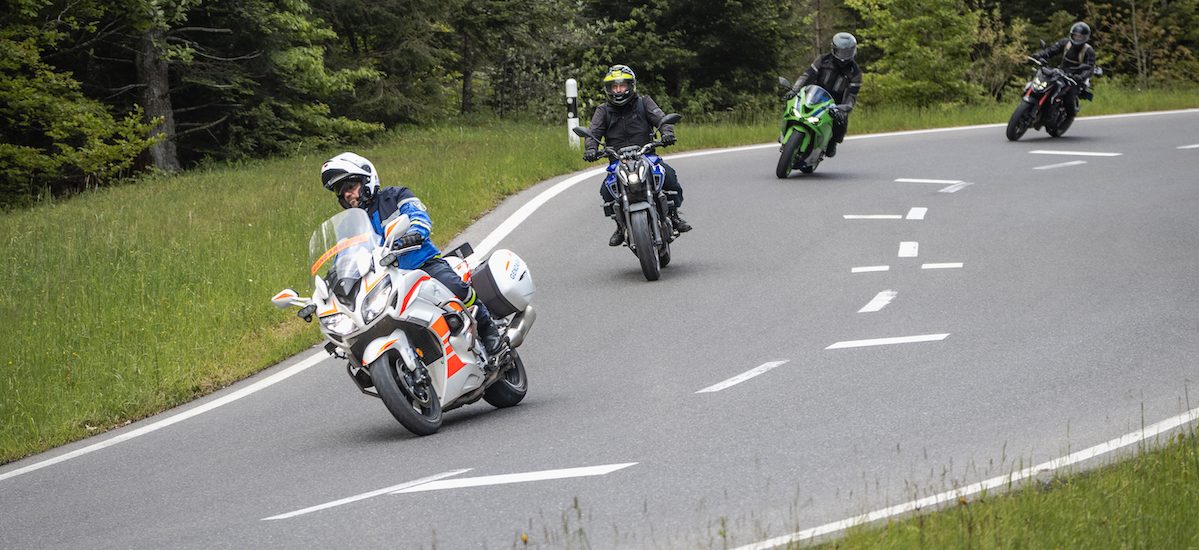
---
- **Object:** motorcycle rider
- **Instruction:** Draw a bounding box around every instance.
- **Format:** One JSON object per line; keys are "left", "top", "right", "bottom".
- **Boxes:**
{"left": 1033, "top": 21, "right": 1097, "bottom": 117}
{"left": 583, "top": 64, "right": 692, "bottom": 247}
{"left": 784, "top": 32, "right": 862, "bottom": 158}
{"left": 320, "top": 152, "right": 507, "bottom": 365}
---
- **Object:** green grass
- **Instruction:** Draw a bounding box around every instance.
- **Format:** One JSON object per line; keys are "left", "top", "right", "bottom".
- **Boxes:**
{"left": 822, "top": 430, "right": 1199, "bottom": 549}
{"left": 2, "top": 85, "right": 1197, "bottom": 464}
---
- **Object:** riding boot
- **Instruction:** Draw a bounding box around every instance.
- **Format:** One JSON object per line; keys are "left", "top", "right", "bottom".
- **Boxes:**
{"left": 608, "top": 218, "right": 625, "bottom": 246}
{"left": 670, "top": 210, "right": 692, "bottom": 233}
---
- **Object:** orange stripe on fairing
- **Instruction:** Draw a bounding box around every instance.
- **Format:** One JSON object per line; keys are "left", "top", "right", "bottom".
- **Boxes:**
{"left": 311, "top": 234, "right": 371, "bottom": 275}
{"left": 318, "top": 307, "right": 338, "bottom": 317}
{"left": 400, "top": 275, "right": 431, "bottom": 313}
{"left": 431, "top": 316, "right": 450, "bottom": 341}
{"left": 364, "top": 275, "right": 382, "bottom": 294}
{"left": 504, "top": 260, "right": 511, "bottom": 271}
{"left": 446, "top": 301, "right": 464, "bottom": 312}
{"left": 363, "top": 338, "right": 400, "bottom": 365}
{"left": 446, "top": 351, "right": 467, "bottom": 377}
{"left": 273, "top": 291, "right": 296, "bottom": 300}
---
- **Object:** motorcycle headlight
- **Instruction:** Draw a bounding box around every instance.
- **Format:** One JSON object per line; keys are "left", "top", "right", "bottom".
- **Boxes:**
{"left": 1033, "top": 78, "right": 1048, "bottom": 91}
{"left": 320, "top": 313, "right": 356, "bottom": 336}
{"left": 806, "top": 116, "right": 821, "bottom": 125}
{"left": 363, "top": 279, "right": 394, "bottom": 323}
{"left": 793, "top": 103, "right": 803, "bottom": 117}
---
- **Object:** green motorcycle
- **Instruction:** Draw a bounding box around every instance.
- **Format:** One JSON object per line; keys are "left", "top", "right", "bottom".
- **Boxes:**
{"left": 776, "top": 78, "right": 837, "bottom": 178}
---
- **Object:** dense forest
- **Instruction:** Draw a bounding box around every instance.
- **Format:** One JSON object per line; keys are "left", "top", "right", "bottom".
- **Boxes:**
{"left": 3, "top": 0, "right": 1197, "bottom": 208}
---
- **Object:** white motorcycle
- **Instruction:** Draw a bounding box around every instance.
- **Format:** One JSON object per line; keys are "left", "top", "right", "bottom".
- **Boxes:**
{"left": 272, "top": 209, "right": 536, "bottom": 436}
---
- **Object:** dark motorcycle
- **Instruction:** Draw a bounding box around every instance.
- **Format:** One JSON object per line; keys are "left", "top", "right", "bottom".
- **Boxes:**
{"left": 1006, "top": 56, "right": 1100, "bottom": 141}
{"left": 573, "top": 113, "right": 682, "bottom": 281}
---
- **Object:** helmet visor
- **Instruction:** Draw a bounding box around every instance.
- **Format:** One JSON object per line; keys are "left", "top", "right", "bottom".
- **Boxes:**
{"left": 337, "top": 177, "right": 366, "bottom": 208}
{"left": 832, "top": 44, "right": 856, "bottom": 62}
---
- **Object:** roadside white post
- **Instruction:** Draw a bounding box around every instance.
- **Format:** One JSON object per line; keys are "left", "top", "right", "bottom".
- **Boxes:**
{"left": 566, "top": 78, "right": 580, "bottom": 149}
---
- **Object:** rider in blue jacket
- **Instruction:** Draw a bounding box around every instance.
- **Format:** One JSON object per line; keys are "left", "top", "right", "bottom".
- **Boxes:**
{"left": 320, "top": 152, "right": 506, "bottom": 361}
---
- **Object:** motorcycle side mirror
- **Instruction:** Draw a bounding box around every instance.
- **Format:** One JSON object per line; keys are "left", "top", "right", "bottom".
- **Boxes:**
{"left": 778, "top": 76, "right": 793, "bottom": 89}
{"left": 272, "top": 288, "right": 310, "bottom": 309}
{"left": 571, "top": 126, "right": 594, "bottom": 140}
{"left": 1039, "top": 38, "right": 1046, "bottom": 48}
{"left": 382, "top": 214, "right": 411, "bottom": 250}
{"left": 659, "top": 113, "right": 682, "bottom": 126}
{"left": 1094, "top": 66, "right": 1104, "bottom": 76}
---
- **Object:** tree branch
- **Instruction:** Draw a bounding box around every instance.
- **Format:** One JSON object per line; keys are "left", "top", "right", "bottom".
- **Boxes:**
{"left": 173, "top": 115, "right": 230, "bottom": 137}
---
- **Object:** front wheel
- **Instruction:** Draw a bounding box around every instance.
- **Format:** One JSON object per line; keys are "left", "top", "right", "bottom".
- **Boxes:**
{"left": 1006, "top": 101, "right": 1034, "bottom": 141}
{"left": 371, "top": 354, "right": 442, "bottom": 436}
{"left": 483, "top": 349, "right": 527, "bottom": 408}
{"left": 1047, "top": 109, "right": 1074, "bottom": 137}
{"left": 776, "top": 131, "right": 803, "bottom": 178}
{"left": 629, "top": 210, "right": 660, "bottom": 281}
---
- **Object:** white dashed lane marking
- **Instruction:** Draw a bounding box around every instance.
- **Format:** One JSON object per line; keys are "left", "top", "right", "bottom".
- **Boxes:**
{"left": 1029, "top": 150, "right": 1122, "bottom": 157}
{"left": 858, "top": 291, "right": 897, "bottom": 313}
{"left": 826, "top": 334, "right": 950, "bottom": 350}
{"left": 696, "top": 361, "right": 791, "bottom": 393}
{"left": 1035, "top": 160, "right": 1088, "bottom": 170}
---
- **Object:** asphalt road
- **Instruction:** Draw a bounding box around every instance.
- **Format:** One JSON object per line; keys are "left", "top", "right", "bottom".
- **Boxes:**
{"left": 3, "top": 109, "right": 1198, "bottom": 549}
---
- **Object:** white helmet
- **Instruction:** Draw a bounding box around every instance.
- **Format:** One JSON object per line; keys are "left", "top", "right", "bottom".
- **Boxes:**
{"left": 321, "top": 152, "right": 380, "bottom": 209}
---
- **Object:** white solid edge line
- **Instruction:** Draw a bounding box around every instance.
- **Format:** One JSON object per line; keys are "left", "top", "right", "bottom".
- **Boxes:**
{"left": 262, "top": 469, "right": 471, "bottom": 520}
{"left": 733, "top": 405, "right": 1199, "bottom": 550}
{"left": 939, "top": 182, "right": 973, "bottom": 193}
{"left": 1177, "top": 144, "right": 1199, "bottom": 149}
{"left": 895, "top": 178, "right": 961, "bottom": 184}
{"left": 857, "top": 291, "right": 897, "bottom": 313}
{"left": 392, "top": 463, "right": 638, "bottom": 493}
{"left": 851, "top": 265, "right": 890, "bottom": 273}
{"left": 844, "top": 215, "right": 903, "bottom": 220}
{"left": 905, "top": 207, "right": 927, "bottom": 220}
{"left": 921, "top": 262, "right": 964, "bottom": 269}
{"left": 1034, "top": 160, "right": 1088, "bottom": 170}
{"left": 898, "top": 242, "right": 919, "bottom": 258}
{"left": 826, "top": 334, "right": 949, "bottom": 349}
{"left": 0, "top": 350, "right": 330, "bottom": 484}
{"left": 1028, "top": 150, "right": 1122, "bottom": 157}
{"left": 697, "top": 361, "right": 790, "bottom": 393}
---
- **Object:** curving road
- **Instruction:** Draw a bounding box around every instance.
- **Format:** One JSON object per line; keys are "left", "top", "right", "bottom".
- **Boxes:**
{"left": 3, "top": 109, "right": 1199, "bottom": 549}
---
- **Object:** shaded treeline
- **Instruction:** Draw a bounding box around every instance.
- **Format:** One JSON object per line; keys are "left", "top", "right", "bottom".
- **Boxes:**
{"left": 2, "top": 0, "right": 1196, "bottom": 208}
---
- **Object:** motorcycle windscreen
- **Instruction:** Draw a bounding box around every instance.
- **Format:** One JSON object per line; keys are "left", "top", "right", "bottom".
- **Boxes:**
{"left": 308, "top": 209, "right": 377, "bottom": 283}
{"left": 800, "top": 85, "right": 834, "bottom": 106}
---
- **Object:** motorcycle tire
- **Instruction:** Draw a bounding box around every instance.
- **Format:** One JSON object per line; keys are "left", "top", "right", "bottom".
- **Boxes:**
{"left": 658, "top": 231, "right": 672, "bottom": 267}
{"left": 776, "top": 131, "right": 803, "bottom": 179}
{"left": 483, "top": 349, "right": 528, "bottom": 408}
{"left": 1048, "top": 111, "right": 1074, "bottom": 137}
{"left": 630, "top": 210, "right": 660, "bottom": 281}
{"left": 371, "top": 355, "right": 443, "bottom": 436}
{"left": 1006, "top": 101, "right": 1034, "bottom": 141}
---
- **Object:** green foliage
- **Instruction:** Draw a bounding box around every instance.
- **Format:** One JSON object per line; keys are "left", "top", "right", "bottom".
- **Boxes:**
{"left": 846, "top": 0, "right": 985, "bottom": 107}
{"left": 0, "top": 26, "right": 154, "bottom": 209}
{"left": 1086, "top": 0, "right": 1199, "bottom": 87}
{"left": 968, "top": 3, "right": 1032, "bottom": 101}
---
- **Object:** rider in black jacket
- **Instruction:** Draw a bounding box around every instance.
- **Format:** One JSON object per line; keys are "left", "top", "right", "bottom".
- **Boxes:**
{"left": 1033, "top": 22, "right": 1097, "bottom": 117}
{"left": 584, "top": 65, "right": 692, "bottom": 247}
{"left": 785, "top": 32, "right": 862, "bottom": 158}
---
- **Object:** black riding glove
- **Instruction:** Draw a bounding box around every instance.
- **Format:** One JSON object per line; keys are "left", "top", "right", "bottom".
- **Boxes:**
{"left": 835, "top": 103, "right": 853, "bottom": 113}
{"left": 782, "top": 89, "right": 797, "bottom": 100}
{"left": 661, "top": 133, "right": 676, "bottom": 146}
{"left": 583, "top": 149, "right": 600, "bottom": 162}
{"left": 396, "top": 232, "right": 424, "bottom": 249}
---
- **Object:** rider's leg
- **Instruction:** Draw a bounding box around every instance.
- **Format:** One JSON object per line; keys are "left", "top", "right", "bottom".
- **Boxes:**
{"left": 659, "top": 161, "right": 691, "bottom": 232}
{"left": 421, "top": 258, "right": 504, "bottom": 358}
{"left": 601, "top": 182, "right": 624, "bottom": 246}
{"left": 828, "top": 113, "right": 850, "bottom": 157}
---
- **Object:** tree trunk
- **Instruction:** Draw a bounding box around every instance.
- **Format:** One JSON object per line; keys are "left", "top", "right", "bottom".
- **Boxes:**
{"left": 461, "top": 68, "right": 474, "bottom": 115}
{"left": 137, "top": 25, "right": 180, "bottom": 172}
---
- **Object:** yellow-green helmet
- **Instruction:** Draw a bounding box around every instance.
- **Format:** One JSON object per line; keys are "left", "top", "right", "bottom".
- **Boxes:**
{"left": 602, "top": 64, "right": 636, "bottom": 106}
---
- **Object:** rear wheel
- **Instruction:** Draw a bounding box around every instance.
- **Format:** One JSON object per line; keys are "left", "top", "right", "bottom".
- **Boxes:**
{"left": 1006, "top": 101, "right": 1034, "bottom": 141}
{"left": 776, "top": 131, "right": 803, "bottom": 179}
{"left": 483, "top": 350, "right": 527, "bottom": 408}
{"left": 371, "top": 354, "right": 442, "bottom": 436}
{"left": 629, "top": 210, "right": 660, "bottom": 281}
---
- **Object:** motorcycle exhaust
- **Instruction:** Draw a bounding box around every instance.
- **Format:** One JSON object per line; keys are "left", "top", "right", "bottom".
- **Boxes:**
{"left": 506, "top": 306, "right": 537, "bottom": 348}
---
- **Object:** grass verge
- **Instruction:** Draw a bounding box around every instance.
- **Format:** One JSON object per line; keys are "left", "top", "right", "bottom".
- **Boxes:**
{"left": 823, "top": 430, "right": 1199, "bottom": 548}
{"left": 2, "top": 84, "right": 1197, "bottom": 464}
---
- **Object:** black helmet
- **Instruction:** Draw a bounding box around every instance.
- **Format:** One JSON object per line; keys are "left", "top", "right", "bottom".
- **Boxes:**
{"left": 831, "top": 32, "right": 857, "bottom": 64}
{"left": 1069, "top": 22, "right": 1091, "bottom": 46}
{"left": 602, "top": 65, "right": 636, "bottom": 107}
